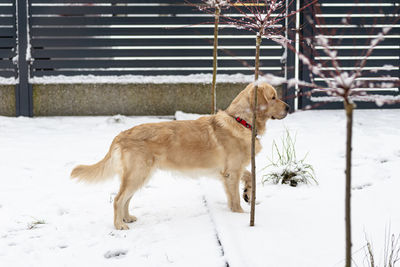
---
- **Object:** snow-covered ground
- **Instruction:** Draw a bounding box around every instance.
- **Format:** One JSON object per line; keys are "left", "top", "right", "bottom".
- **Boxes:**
{"left": 0, "top": 109, "right": 399, "bottom": 267}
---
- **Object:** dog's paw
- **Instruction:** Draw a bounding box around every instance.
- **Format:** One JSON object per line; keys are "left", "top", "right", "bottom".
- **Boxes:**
{"left": 123, "top": 215, "right": 137, "bottom": 223}
{"left": 115, "top": 222, "right": 130, "bottom": 230}
{"left": 231, "top": 206, "right": 245, "bottom": 213}
{"left": 242, "top": 187, "right": 251, "bottom": 204}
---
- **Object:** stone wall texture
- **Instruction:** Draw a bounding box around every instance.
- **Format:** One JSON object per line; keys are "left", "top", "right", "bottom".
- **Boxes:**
{"left": 2, "top": 83, "right": 283, "bottom": 116}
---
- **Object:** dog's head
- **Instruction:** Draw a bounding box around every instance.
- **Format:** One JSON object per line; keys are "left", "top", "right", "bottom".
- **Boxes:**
{"left": 253, "top": 82, "right": 290, "bottom": 120}
{"left": 226, "top": 82, "right": 290, "bottom": 132}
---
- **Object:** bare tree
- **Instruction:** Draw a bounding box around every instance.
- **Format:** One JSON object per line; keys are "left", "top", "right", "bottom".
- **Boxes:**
{"left": 220, "top": 0, "right": 317, "bottom": 226}
{"left": 188, "top": 0, "right": 232, "bottom": 114}
{"left": 264, "top": 3, "right": 399, "bottom": 265}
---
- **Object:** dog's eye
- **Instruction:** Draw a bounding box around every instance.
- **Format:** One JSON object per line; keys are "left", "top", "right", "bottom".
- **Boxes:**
{"left": 272, "top": 96, "right": 276, "bottom": 100}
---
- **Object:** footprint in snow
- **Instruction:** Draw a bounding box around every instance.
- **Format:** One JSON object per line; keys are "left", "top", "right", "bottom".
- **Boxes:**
{"left": 104, "top": 249, "right": 128, "bottom": 259}
{"left": 58, "top": 208, "right": 69, "bottom": 216}
{"left": 378, "top": 158, "right": 389, "bottom": 163}
{"left": 352, "top": 183, "right": 372, "bottom": 190}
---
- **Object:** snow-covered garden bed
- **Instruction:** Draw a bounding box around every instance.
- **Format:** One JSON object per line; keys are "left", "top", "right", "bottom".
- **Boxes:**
{"left": 1, "top": 110, "right": 399, "bottom": 267}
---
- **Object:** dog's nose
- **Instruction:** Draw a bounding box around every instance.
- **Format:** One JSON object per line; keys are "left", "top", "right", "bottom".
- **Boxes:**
{"left": 285, "top": 105, "right": 290, "bottom": 112}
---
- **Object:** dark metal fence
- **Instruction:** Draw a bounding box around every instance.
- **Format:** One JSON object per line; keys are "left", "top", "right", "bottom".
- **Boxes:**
{"left": 0, "top": 0, "right": 399, "bottom": 116}
{"left": 299, "top": 0, "right": 400, "bottom": 109}
{"left": 29, "top": 0, "right": 286, "bottom": 77}
{"left": 0, "top": 0, "right": 16, "bottom": 78}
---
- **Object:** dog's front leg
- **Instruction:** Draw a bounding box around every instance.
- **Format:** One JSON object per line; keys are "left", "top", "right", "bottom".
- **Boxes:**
{"left": 221, "top": 171, "right": 244, "bottom": 213}
{"left": 241, "top": 170, "right": 252, "bottom": 203}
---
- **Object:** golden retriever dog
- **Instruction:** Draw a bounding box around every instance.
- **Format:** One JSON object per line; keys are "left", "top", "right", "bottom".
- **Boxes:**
{"left": 71, "top": 82, "right": 289, "bottom": 230}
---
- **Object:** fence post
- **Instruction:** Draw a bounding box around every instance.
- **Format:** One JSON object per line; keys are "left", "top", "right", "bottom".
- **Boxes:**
{"left": 15, "top": 0, "right": 32, "bottom": 117}
{"left": 283, "top": 0, "right": 296, "bottom": 112}
{"left": 298, "top": 0, "right": 315, "bottom": 110}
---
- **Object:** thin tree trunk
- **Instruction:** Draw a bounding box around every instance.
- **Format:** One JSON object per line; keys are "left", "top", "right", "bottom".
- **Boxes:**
{"left": 250, "top": 32, "right": 262, "bottom": 227}
{"left": 211, "top": 6, "right": 220, "bottom": 114}
{"left": 344, "top": 99, "right": 354, "bottom": 267}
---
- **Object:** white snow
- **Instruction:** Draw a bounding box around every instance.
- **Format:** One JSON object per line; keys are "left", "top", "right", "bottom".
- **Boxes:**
{"left": 0, "top": 77, "right": 18, "bottom": 85}
{"left": 1, "top": 109, "right": 400, "bottom": 267}
{"left": 29, "top": 74, "right": 256, "bottom": 85}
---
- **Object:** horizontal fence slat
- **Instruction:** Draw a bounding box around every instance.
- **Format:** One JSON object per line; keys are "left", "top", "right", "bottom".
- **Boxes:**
{"left": 312, "top": 90, "right": 399, "bottom": 96}
{"left": 314, "top": 38, "right": 400, "bottom": 46}
{"left": 31, "top": 48, "right": 282, "bottom": 58}
{"left": 31, "top": 16, "right": 218, "bottom": 26}
{"left": 319, "top": 0, "right": 399, "bottom": 3}
{"left": 314, "top": 28, "right": 400, "bottom": 35}
{"left": 307, "top": 101, "right": 400, "bottom": 110}
{"left": 32, "top": 59, "right": 282, "bottom": 68}
{"left": 32, "top": 69, "right": 283, "bottom": 77}
{"left": 29, "top": 5, "right": 265, "bottom": 16}
{"left": 0, "top": 49, "right": 15, "bottom": 57}
{"left": 30, "top": 6, "right": 208, "bottom": 15}
{"left": 0, "top": 37, "right": 15, "bottom": 47}
{"left": 30, "top": 27, "right": 259, "bottom": 36}
{"left": 31, "top": 38, "right": 280, "bottom": 47}
{"left": 312, "top": 59, "right": 399, "bottom": 68}
{"left": 0, "top": 70, "right": 15, "bottom": 77}
{"left": 314, "top": 17, "right": 399, "bottom": 25}
{"left": 0, "top": 28, "right": 16, "bottom": 37}
{"left": 0, "top": 17, "right": 14, "bottom": 25}
{"left": 0, "top": 6, "right": 13, "bottom": 14}
{"left": 317, "top": 5, "right": 398, "bottom": 14}
{"left": 314, "top": 81, "right": 400, "bottom": 88}
{"left": 30, "top": 0, "right": 197, "bottom": 3}
{"left": 30, "top": 16, "right": 284, "bottom": 27}
{"left": 0, "top": 60, "right": 14, "bottom": 68}
{"left": 313, "top": 70, "right": 399, "bottom": 78}
{"left": 315, "top": 48, "right": 400, "bottom": 57}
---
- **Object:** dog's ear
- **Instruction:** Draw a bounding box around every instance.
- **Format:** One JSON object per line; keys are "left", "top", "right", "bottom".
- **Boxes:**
{"left": 261, "top": 85, "right": 270, "bottom": 104}
{"left": 249, "top": 84, "right": 269, "bottom": 111}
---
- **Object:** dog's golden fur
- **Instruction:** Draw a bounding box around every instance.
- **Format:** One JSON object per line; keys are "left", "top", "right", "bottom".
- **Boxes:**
{"left": 71, "top": 82, "right": 289, "bottom": 230}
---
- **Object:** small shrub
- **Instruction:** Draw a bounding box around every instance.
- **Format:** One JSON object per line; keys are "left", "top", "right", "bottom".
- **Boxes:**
{"left": 262, "top": 129, "right": 317, "bottom": 187}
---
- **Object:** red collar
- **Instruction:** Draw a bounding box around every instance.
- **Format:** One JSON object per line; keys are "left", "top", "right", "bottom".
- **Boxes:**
{"left": 234, "top": 116, "right": 252, "bottom": 130}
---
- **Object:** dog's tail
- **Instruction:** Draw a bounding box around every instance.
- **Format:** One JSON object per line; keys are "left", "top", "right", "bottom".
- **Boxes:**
{"left": 70, "top": 142, "right": 121, "bottom": 183}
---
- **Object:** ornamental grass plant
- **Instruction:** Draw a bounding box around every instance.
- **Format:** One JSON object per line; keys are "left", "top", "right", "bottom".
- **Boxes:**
{"left": 262, "top": 129, "right": 317, "bottom": 187}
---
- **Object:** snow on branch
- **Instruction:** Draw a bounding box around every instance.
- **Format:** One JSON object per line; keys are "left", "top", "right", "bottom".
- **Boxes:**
{"left": 186, "top": 0, "right": 232, "bottom": 12}
{"left": 278, "top": 4, "right": 400, "bottom": 108}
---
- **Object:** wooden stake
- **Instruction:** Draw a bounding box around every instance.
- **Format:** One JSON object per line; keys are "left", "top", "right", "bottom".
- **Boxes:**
{"left": 250, "top": 32, "right": 262, "bottom": 227}
{"left": 344, "top": 99, "right": 354, "bottom": 267}
{"left": 211, "top": 6, "right": 220, "bottom": 114}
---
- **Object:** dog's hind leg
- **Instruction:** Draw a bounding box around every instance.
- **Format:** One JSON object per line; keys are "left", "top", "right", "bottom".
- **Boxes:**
{"left": 123, "top": 196, "right": 137, "bottom": 223}
{"left": 113, "top": 153, "right": 153, "bottom": 230}
{"left": 114, "top": 178, "right": 135, "bottom": 230}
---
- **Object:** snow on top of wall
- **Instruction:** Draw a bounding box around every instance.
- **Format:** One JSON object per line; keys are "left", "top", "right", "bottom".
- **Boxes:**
{"left": 29, "top": 74, "right": 256, "bottom": 85}
{"left": 2, "top": 73, "right": 285, "bottom": 86}
{"left": 0, "top": 77, "right": 18, "bottom": 85}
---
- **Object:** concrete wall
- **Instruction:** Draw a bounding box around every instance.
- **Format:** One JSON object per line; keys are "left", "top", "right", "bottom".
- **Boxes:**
{"left": 32, "top": 83, "right": 250, "bottom": 116}
{"left": 0, "top": 85, "right": 15, "bottom": 116}
{"left": 1, "top": 83, "right": 283, "bottom": 116}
